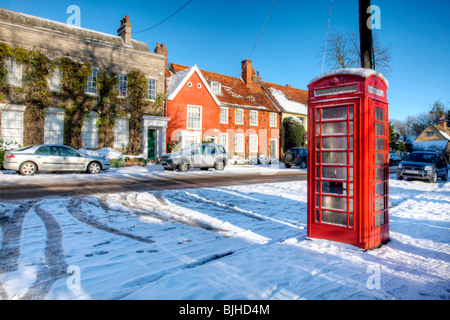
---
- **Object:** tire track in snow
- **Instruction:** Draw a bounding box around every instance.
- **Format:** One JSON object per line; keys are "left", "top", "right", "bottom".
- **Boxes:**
{"left": 67, "top": 198, "right": 155, "bottom": 244}
{"left": 0, "top": 202, "right": 68, "bottom": 300}
{"left": 20, "top": 205, "right": 68, "bottom": 300}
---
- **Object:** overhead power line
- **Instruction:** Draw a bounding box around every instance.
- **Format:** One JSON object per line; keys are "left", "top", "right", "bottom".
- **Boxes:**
{"left": 134, "top": 0, "right": 193, "bottom": 34}
{"left": 321, "top": 0, "right": 333, "bottom": 74}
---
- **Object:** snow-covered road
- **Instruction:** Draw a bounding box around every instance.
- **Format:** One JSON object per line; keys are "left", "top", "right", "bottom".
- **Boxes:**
{"left": 0, "top": 165, "right": 449, "bottom": 300}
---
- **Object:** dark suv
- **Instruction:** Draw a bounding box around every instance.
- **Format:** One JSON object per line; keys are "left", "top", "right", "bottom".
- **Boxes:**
{"left": 160, "top": 143, "right": 228, "bottom": 172}
{"left": 282, "top": 147, "right": 307, "bottom": 169}
{"left": 396, "top": 151, "right": 448, "bottom": 183}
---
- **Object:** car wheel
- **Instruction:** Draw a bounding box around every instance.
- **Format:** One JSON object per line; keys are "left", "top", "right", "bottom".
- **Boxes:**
{"left": 214, "top": 161, "right": 225, "bottom": 171}
{"left": 430, "top": 171, "right": 438, "bottom": 183}
{"left": 442, "top": 170, "right": 448, "bottom": 181}
{"left": 300, "top": 160, "right": 307, "bottom": 169}
{"left": 19, "top": 161, "right": 37, "bottom": 176}
{"left": 285, "top": 153, "right": 294, "bottom": 162}
{"left": 396, "top": 173, "right": 404, "bottom": 180}
{"left": 178, "top": 161, "right": 189, "bottom": 172}
{"left": 87, "top": 161, "right": 101, "bottom": 174}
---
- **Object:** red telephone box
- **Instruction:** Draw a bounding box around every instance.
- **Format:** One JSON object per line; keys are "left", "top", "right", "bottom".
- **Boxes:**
{"left": 307, "top": 69, "right": 389, "bottom": 250}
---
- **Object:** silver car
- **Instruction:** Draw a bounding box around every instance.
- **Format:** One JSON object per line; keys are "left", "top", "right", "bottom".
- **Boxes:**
{"left": 3, "top": 144, "right": 111, "bottom": 175}
{"left": 160, "top": 143, "right": 228, "bottom": 172}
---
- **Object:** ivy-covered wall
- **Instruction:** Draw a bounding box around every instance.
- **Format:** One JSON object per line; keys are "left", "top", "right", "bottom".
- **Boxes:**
{"left": 0, "top": 43, "right": 165, "bottom": 154}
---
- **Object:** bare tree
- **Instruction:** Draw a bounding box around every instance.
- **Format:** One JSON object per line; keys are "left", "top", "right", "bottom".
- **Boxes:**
{"left": 321, "top": 32, "right": 393, "bottom": 77}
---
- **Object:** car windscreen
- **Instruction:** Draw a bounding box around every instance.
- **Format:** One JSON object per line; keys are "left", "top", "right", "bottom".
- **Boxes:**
{"left": 405, "top": 153, "right": 436, "bottom": 163}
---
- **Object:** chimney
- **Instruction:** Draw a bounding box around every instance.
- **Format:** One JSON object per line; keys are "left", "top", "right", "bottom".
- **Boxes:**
{"left": 439, "top": 114, "right": 447, "bottom": 129}
{"left": 154, "top": 43, "right": 168, "bottom": 69}
{"left": 241, "top": 59, "right": 253, "bottom": 85}
{"left": 117, "top": 15, "right": 132, "bottom": 45}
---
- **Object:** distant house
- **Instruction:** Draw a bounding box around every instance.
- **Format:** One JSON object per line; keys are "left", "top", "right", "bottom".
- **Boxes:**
{"left": 165, "top": 59, "right": 308, "bottom": 160}
{"left": 413, "top": 118, "right": 450, "bottom": 161}
{"left": 260, "top": 82, "right": 308, "bottom": 151}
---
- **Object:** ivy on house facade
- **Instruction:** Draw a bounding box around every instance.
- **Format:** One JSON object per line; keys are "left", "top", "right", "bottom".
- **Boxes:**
{"left": 0, "top": 43, "right": 165, "bottom": 154}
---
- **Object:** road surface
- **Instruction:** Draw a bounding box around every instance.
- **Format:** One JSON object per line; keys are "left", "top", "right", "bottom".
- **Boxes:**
{"left": 0, "top": 169, "right": 307, "bottom": 200}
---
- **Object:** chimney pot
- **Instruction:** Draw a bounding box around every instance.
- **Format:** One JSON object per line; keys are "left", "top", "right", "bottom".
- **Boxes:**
{"left": 118, "top": 15, "right": 132, "bottom": 45}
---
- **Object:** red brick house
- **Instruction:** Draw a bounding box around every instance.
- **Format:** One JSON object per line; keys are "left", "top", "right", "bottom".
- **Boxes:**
{"left": 165, "top": 59, "right": 306, "bottom": 160}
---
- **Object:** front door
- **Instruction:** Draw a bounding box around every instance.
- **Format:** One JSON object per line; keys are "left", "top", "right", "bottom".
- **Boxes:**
{"left": 147, "top": 129, "right": 156, "bottom": 160}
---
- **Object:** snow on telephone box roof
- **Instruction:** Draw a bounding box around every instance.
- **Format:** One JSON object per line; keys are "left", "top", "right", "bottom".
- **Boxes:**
{"left": 309, "top": 68, "right": 389, "bottom": 88}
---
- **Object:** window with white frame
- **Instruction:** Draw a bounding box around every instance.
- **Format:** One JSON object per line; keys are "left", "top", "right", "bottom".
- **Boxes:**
{"left": 235, "top": 108, "right": 244, "bottom": 125}
{"left": 117, "top": 74, "right": 128, "bottom": 98}
{"left": 48, "top": 68, "right": 62, "bottom": 92}
{"left": 1, "top": 109, "right": 24, "bottom": 145}
{"left": 235, "top": 133, "right": 244, "bottom": 153}
{"left": 44, "top": 111, "right": 64, "bottom": 145}
{"left": 85, "top": 70, "right": 98, "bottom": 95}
{"left": 182, "top": 133, "right": 200, "bottom": 148}
{"left": 250, "top": 110, "right": 258, "bottom": 126}
{"left": 270, "top": 112, "right": 277, "bottom": 127}
{"left": 187, "top": 105, "right": 202, "bottom": 130}
{"left": 147, "top": 78, "right": 156, "bottom": 100}
{"left": 5, "top": 57, "right": 22, "bottom": 87}
{"left": 249, "top": 134, "right": 258, "bottom": 153}
{"left": 82, "top": 114, "right": 98, "bottom": 149}
{"left": 114, "top": 117, "right": 129, "bottom": 149}
{"left": 220, "top": 107, "right": 228, "bottom": 124}
{"left": 218, "top": 132, "right": 228, "bottom": 151}
{"left": 210, "top": 81, "right": 221, "bottom": 95}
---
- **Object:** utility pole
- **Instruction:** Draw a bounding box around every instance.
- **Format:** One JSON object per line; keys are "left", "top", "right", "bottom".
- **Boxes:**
{"left": 359, "top": 0, "right": 373, "bottom": 69}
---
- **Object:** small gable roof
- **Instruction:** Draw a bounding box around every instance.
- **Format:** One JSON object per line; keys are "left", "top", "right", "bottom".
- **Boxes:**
{"left": 166, "top": 65, "right": 221, "bottom": 106}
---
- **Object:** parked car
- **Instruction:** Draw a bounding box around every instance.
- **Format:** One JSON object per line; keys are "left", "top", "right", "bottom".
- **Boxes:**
{"left": 160, "top": 143, "right": 228, "bottom": 172}
{"left": 396, "top": 151, "right": 448, "bottom": 183}
{"left": 3, "top": 144, "right": 111, "bottom": 176}
{"left": 389, "top": 152, "right": 401, "bottom": 166}
{"left": 282, "top": 147, "right": 307, "bottom": 169}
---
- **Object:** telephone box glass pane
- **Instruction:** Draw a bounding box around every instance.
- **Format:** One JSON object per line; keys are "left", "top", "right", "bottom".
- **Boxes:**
{"left": 322, "top": 107, "right": 348, "bottom": 120}
{"left": 322, "top": 122, "right": 347, "bottom": 135}
{"left": 322, "top": 196, "right": 347, "bottom": 211}
{"left": 374, "top": 123, "right": 384, "bottom": 136}
{"left": 375, "top": 167, "right": 386, "bottom": 181}
{"left": 375, "top": 153, "right": 385, "bottom": 166}
{"left": 375, "top": 197, "right": 387, "bottom": 211}
{"left": 375, "top": 212, "right": 385, "bottom": 227}
{"left": 375, "top": 138, "right": 386, "bottom": 151}
{"left": 375, "top": 107, "right": 384, "bottom": 122}
{"left": 349, "top": 121, "right": 353, "bottom": 134}
{"left": 349, "top": 106, "right": 353, "bottom": 119}
{"left": 322, "top": 181, "right": 347, "bottom": 195}
{"left": 322, "top": 210, "right": 348, "bottom": 226}
{"left": 322, "top": 152, "right": 347, "bottom": 164}
{"left": 322, "top": 137, "right": 347, "bottom": 149}
{"left": 322, "top": 166, "right": 347, "bottom": 180}
{"left": 375, "top": 182, "right": 387, "bottom": 196}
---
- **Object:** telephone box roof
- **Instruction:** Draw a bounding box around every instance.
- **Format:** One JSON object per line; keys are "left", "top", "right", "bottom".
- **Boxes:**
{"left": 309, "top": 68, "right": 388, "bottom": 88}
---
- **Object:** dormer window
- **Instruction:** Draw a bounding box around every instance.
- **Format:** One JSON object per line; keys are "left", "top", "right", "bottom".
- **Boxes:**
{"left": 209, "top": 81, "right": 221, "bottom": 95}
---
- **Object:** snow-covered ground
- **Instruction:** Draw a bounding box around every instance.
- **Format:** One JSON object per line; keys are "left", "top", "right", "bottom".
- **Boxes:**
{"left": 0, "top": 165, "right": 448, "bottom": 300}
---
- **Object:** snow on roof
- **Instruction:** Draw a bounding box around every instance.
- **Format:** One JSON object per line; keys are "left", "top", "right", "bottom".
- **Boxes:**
{"left": 412, "top": 140, "right": 449, "bottom": 151}
{"left": 166, "top": 67, "right": 192, "bottom": 99}
{"left": 439, "top": 130, "right": 450, "bottom": 141}
{"left": 269, "top": 88, "right": 308, "bottom": 115}
{"left": 309, "top": 68, "right": 389, "bottom": 87}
